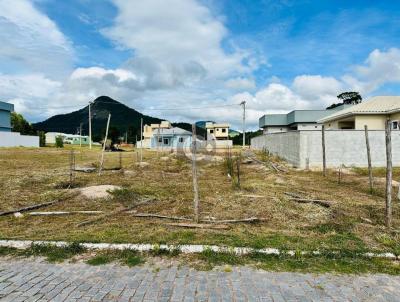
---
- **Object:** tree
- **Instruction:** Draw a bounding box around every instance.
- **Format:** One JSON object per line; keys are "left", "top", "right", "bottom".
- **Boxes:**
{"left": 337, "top": 92, "right": 362, "bottom": 105}
{"left": 11, "top": 112, "right": 35, "bottom": 135}
{"left": 55, "top": 136, "right": 64, "bottom": 148}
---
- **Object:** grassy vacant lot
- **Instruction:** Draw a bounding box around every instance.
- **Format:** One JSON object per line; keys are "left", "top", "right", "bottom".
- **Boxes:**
{"left": 0, "top": 146, "right": 399, "bottom": 273}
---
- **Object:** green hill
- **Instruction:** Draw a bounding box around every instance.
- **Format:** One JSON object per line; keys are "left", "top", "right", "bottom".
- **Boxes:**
{"left": 33, "top": 96, "right": 205, "bottom": 142}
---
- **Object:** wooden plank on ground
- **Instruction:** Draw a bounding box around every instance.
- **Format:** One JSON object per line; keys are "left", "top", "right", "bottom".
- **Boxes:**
{"left": 166, "top": 223, "right": 230, "bottom": 230}
{"left": 28, "top": 211, "right": 103, "bottom": 216}
{"left": 77, "top": 198, "right": 155, "bottom": 227}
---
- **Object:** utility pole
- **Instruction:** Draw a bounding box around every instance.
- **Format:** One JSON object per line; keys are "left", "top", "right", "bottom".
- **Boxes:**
{"left": 240, "top": 101, "right": 246, "bottom": 148}
{"left": 88, "top": 101, "right": 93, "bottom": 149}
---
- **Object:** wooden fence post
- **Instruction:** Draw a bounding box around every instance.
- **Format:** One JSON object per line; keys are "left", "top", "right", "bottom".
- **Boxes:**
{"left": 322, "top": 125, "right": 326, "bottom": 176}
{"left": 385, "top": 119, "right": 392, "bottom": 228}
{"left": 191, "top": 124, "right": 199, "bottom": 223}
{"left": 98, "top": 113, "right": 111, "bottom": 175}
{"left": 69, "top": 150, "right": 75, "bottom": 185}
{"left": 364, "top": 125, "right": 373, "bottom": 193}
{"left": 236, "top": 155, "right": 241, "bottom": 188}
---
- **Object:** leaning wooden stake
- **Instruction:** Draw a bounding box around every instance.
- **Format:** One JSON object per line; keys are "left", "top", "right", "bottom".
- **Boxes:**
{"left": 98, "top": 113, "right": 111, "bottom": 175}
{"left": 364, "top": 125, "right": 373, "bottom": 192}
{"left": 322, "top": 125, "right": 326, "bottom": 176}
{"left": 191, "top": 124, "right": 199, "bottom": 223}
{"left": 385, "top": 119, "right": 392, "bottom": 228}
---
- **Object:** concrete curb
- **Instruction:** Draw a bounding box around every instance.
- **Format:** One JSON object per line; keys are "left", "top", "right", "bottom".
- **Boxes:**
{"left": 0, "top": 240, "right": 398, "bottom": 260}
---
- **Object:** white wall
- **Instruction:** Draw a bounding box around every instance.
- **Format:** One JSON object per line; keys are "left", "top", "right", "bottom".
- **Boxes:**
{"left": 263, "top": 126, "right": 289, "bottom": 134}
{"left": 251, "top": 130, "right": 400, "bottom": 169}
{"left": 0, "top": 132, "right": 39, "bottom": 147}
{"left": 297, "top": 124, "right": 322, "bottom": 131}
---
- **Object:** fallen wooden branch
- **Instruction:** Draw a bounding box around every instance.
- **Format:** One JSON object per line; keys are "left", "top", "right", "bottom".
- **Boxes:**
{"left": 247, "top": 155, "right": 286, "bottom": 173}
{"left": 284, "top": 192, "right": 332, "bottom": 208}
{"left": 288, "top": 198, "right": 332, "bottom": 208}
{"left": 284, "top": 192, "right": 302, "bottom": 198}
{"left": 203, "top": 217, "right": 261, "bottom": 224}
{"left": 28, "top": 211, "right": 103, "bottom": 216}
{"left": 77, "top": 198, "right": 155, "bottom": 227}
{"left": 269, "top": 162, "right": 280, "bottom": 172}
{"left": 129, "top": 213, "right": 191, "bottom": 221}
{"left": 361, "top": 217, "right": 373, "bottom": 224}
{"left": 240, "top": 194, "right": 265, "bottom": 198}
{"left": 166, "top": 223, "right": 230, "bottom": 230}
{"left": 0, "top": 198, "right": 67, "bottom": 217}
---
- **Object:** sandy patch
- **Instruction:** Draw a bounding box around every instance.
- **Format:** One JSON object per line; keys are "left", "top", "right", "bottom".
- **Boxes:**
{"left": 79, "top": 185, "right": 121, "bottom": 199}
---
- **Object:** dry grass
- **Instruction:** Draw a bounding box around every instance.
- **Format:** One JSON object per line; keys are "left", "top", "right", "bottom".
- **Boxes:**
{"left": 0, "top": 146, "right": 399, "bottom": 255}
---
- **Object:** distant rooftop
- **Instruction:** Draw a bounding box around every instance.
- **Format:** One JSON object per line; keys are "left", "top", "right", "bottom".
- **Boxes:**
{"left": 0, "top": 101, "right": 14, "bottom": 112}
{"left": 153, "top": 127, "right": 191, "bottom": 136}
{"left": 259, "top": 104, "right": 352, "bottom": 128}
{"left": 318, "top": 96, "right": 400, "bottom": 123}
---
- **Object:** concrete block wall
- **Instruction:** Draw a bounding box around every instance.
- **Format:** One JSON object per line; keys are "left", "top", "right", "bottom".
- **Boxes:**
{"left": 251, "top": 130, "right": 400, "bottom": 169}
{"left": 251, "top": 132, "right": 301, "bottom": 167}
{"left": 0, "top": 132, "right": 39, "bottom": 147}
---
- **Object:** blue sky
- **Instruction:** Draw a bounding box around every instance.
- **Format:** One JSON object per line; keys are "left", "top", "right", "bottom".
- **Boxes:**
{"left": 1, "top": 0, "right": 400, "bottom": 128}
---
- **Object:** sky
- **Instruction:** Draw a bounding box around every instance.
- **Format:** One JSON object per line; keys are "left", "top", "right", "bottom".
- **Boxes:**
{"left": 1, "top": 0, "right": 400, "bottom": 129}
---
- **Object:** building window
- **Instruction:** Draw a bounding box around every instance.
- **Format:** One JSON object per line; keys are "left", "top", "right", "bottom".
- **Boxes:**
{"left": 222, "top": 128, "right": 226, "bottom": 133}
{"left": 163, "top": 138, "right": 169, "bottom": 145}
{"left": 158, "top": 137, "right": 162, "bottom": 143}
{"left": 392, "top": 120, "right": 399, "bottom": 130}
{"left": 315, "top": 126, "right": 318, "bottom": 128}
{"left": 179, "top": 137, "right": 184, "bottom": 143}
{"left": 210, "top": 129, "right": 214, "bottom": 134}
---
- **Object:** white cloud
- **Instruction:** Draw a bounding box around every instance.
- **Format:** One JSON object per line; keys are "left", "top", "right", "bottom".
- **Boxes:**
{"left": 0, "top": 73, "right": 62, "bottom": 116}
{"left": 225, "top": 77, "right": 256, "bottom": 90}
{"left": 102, "top": 0, "right": 254, "bottom": 82}
{"left": 0, "top": 0, "right": 73, "bottom": 78}
{"left": 1, "top": 1, "right": 400, "bottom": 131}
{"left": 343, "top": 48, "right": 400, "bottom": 93}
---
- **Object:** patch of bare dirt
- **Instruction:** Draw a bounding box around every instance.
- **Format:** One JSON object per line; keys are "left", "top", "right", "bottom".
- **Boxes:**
{"left": 79, "top": 185, "right": 121, "bottom": 199}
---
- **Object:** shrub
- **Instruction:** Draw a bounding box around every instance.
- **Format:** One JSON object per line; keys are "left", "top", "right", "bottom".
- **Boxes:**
{"left": 55, "top": 135, "right": 64, "bottom": 148}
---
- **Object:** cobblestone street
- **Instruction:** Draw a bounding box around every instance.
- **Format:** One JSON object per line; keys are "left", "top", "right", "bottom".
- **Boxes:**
{"left": 0, "top": 258, "right": 399, "bottom": 301}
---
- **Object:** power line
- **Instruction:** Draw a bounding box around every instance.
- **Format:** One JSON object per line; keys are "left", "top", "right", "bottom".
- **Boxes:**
{"left": 26, "top": 101, "right": 242, "bottom": 111}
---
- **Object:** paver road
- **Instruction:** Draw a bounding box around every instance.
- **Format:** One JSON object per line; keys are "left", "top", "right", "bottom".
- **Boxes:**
{"left": 0, "top": 258, "right": 399, "bottom": 301}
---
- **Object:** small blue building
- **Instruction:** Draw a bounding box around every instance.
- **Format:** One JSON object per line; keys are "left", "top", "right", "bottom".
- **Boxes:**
{"left": 150, "top": 127, "right": 192, "bottom": 151}
{"left": 0, "top": 101, "right": 14, "bottom": 132}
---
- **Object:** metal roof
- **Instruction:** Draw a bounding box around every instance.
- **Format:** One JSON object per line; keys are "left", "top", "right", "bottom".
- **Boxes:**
{"left": 0, "top": 101, "right": 14, "bottom": 112}
{"left": 318, "top": 96, "right": 400, "bottom": 123}
{"left": 153, "top": 127, "right": 191, "bottom": 136}
{"left": 259, "top": 105, "right": 351, "bottom": 128}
